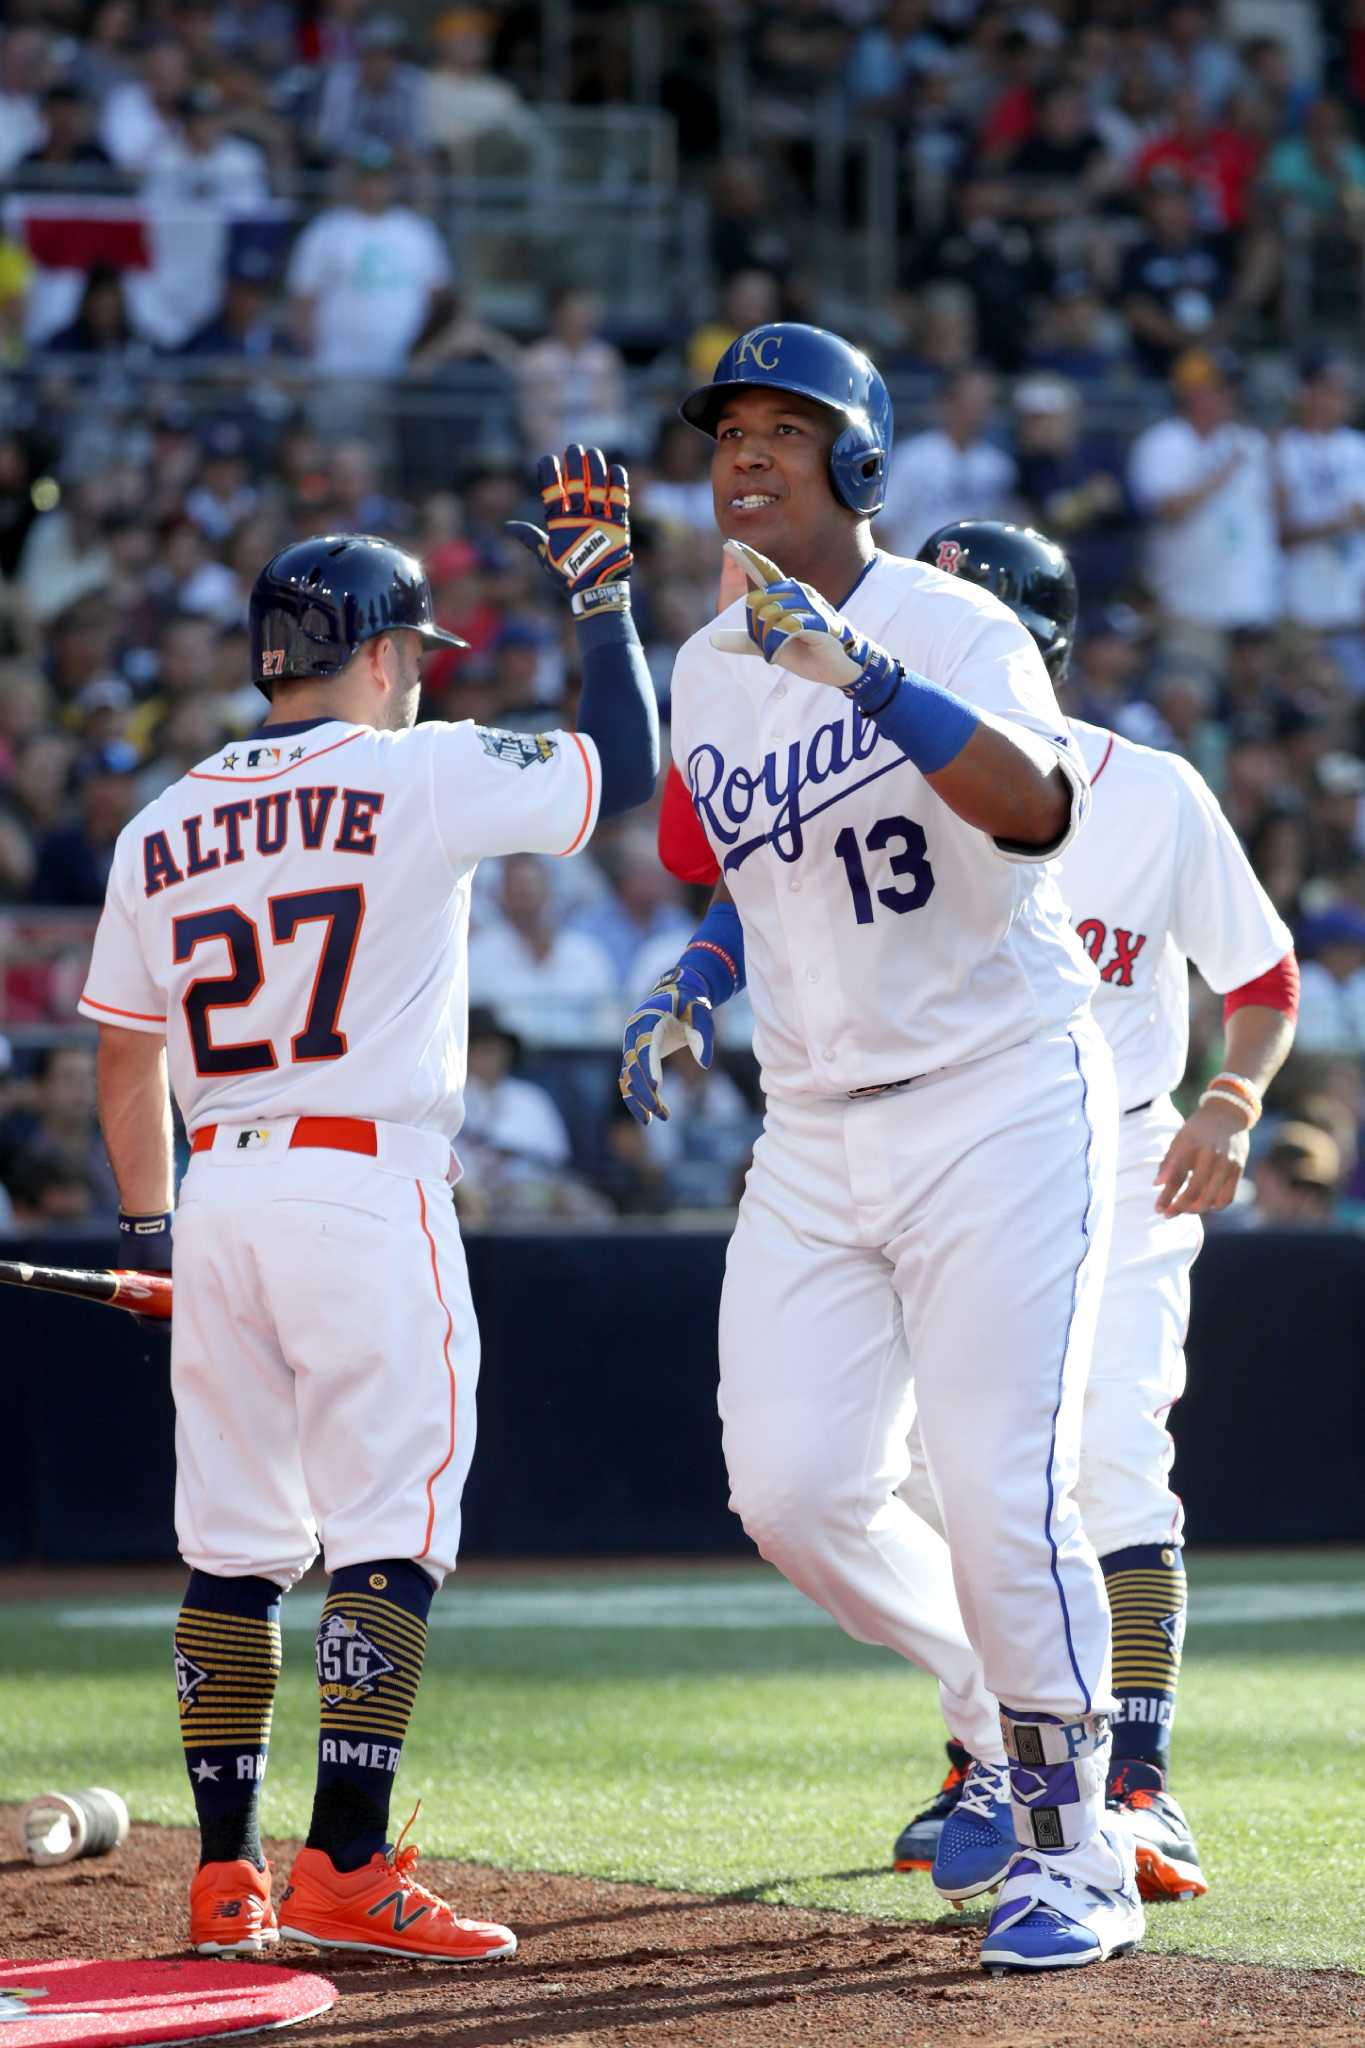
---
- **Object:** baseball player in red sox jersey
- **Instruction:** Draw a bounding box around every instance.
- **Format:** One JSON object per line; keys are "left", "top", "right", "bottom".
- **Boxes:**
{"left": 622, "top": 323, "right": 1142, "bottom": 1974}
{"left": 78, "top": 475, "right": 656, "bottom": 1962}
{"left": 887, "top": 522, "right": 1297, "bottom": 1907}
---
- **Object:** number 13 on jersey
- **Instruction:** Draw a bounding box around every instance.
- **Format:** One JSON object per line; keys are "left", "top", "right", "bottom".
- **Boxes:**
{"left": 834, "top": 814, "right": 934, "bottom": 927}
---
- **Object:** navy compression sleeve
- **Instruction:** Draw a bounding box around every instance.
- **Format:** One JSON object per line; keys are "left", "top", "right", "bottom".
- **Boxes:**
{"left": 574, "top": 609, "right": 660, "bottom": 818}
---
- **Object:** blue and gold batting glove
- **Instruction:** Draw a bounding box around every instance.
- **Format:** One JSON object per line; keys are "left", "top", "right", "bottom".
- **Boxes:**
{"left": 710, "top": 539, "right": 900, "bottom": 706}
{"left": 506, "top": 443, "right": 633, "bottom": 620}
{"left": 618, "top": 965, "right": 715, "bottom": 1126}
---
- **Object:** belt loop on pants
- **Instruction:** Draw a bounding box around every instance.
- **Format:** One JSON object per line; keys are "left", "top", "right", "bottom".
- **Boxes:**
{"left": 191, "top": 1116, "right": 378, "bottom": 1157}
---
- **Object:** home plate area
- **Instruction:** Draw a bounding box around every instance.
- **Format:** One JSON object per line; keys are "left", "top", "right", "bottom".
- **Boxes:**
{"left": 0, "top": 1960, "right": 335, "bottom": 2047}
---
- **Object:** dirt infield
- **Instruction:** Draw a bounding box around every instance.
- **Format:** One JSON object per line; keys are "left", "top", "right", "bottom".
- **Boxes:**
{"left": 1, "top": 1820, "right": 1361, "bottom": 2047}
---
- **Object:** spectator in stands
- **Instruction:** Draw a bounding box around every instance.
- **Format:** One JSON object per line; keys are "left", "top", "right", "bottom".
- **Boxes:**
{"left": 846, "top": 0, "right": 950, "bottom": 127}
{"left": 1, "top": 1152, "right": 100, "bottom": 1233}
{"left": 1296, "top": 906, "right": 1365, "bottom": 1054}
{"left": 136, "top": 695, "right": 232, "bottom": 806}
{"left": 0, "top": 25, "right": 51, "bottom": 176}
{"left": 185, "top": 421, "right": 258, "bottom": 545}
{"left": 469, "top": 853, "right": 616, "bottom": 1040}
{"left": 876, "top": 367, "right": 1016, "bottom": 559}
{"left": 519, "top": 286, "right": 630, "bottom": 457}
{"left": 1, "top": 731, "right": 74, "bottom": 851}
{"left": 1134, "top": 81, "right": 1264, "bottom": 234}
{"left": 1314, "top": 749, "right": 1365, "bottom": 862}
{"left": 1024, "top": 271, "right": 1129, "bottom": 386}
{"left": 0, "top": 236, "right": 32, "bottom": 373}
{"left": 41, "top": 266, "right": 142, "bottom": 361}
{"left": 570, "top": 827, "right": 693, "bottom": 987}
{"left": 18, "top": 473, "right": 113, "bottom": 628}
{"left": 424, "top": 8, "right": 541, "bottom": 169}
{"left": 1128, "top": 348, "right": 1280, "bottom": 657}
{"left": 903, "top": 172, "right": 1052, "bottom": 373}
{"left": 180, "top": 246, "right": 283, "bottom": 360}
{"left": 1263, "top": 97, "right": 1365, "bottom": 227}
{"left": 638, "top": 418, "right": 714, "bottom": 539}
{"left": 287, "top": 144, "right": 455, "bottom": 378}
{"left": 14, "top": 83, "right": 114, "bottom": 188}
{"left": 1149, "top": 0, "right": 1241, "bottom": 117}
{"left": 1000, "top": 80, "right": 1120, "bottom": 231}
{"left": 707, "top": 154, "right": 798, "bottom": 282}
{"left": 456, "top": 1006, "right": 606, "bottom": 1221}
{"left": 1012, "top": 374, "right": 1132, "bottom": 603}
{"left": 1243, "top": 1120, "right": 1343, "bottom": 1227}
{"left": 629, "top": 1049, "right": 760, "bottom": 1211}
{"left": 1240, "top": 36, "right": 1314, "bottom": 140}
{"left": 883, "top": 282, "right": 978, "bottom": 380}
{"left": 1118, "top": 167, "right": 1237, "bottom": 378}
{"left": 745, "top": 0, "right": 850, "bottom": 150}
{"left": 687, "top": 270, "right": 781, "bottom": 381}
{"left": 99, "top": 36, "right": 191, "bottom": 172}
{"left": 31, "top": 741, "right": 137, "bottom": 908}
{"left": 0, "top": 1042, "right": 117, "bottom": 1217}
{"left": 1274, "top": 353, "right": 1365, "bottom": 696}
{"left": 1248, "top": 805, "right": 1313, "bottom": 923}
{"left": 315, "top": 13, "right": 430, "bottom": 167}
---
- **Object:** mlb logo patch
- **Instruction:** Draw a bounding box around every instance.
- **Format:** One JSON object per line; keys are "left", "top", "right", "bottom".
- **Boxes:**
{"left": 247, "top": 745, "right": 282, "bottom": 769}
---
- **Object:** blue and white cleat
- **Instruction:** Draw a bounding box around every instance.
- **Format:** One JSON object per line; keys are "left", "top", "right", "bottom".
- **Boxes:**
{"left": 979, "top": 1834, "right": 1145, "bottom": 1974}
{"left": 930, "top": 1757, "right": 1014, "bottom": 1904}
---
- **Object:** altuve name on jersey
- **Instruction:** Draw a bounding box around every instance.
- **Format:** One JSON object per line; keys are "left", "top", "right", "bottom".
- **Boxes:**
{"left": 142, "top": 785, "right": 384, "bottom": 897}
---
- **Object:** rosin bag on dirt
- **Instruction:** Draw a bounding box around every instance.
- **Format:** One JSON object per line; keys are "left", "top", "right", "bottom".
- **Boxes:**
{"left": 16, "top": 1787, "right": 129, "bottom": 1866}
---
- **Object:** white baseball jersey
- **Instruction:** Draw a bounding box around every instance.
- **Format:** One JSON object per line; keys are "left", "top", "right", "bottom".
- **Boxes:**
{"left": 670, "top": 550, "right": 1097, "bottom": 1099}
{"left": 1128, "top": 417, "right": 1281, "bottom": 628}
{"left": 78, "top": 715, "right": 599, "bottom": 1138}
{"left": 1273, "top": 425, "right": 1365, "bottom": 630}
{"left": 1057, "top": 721, "right": 1292, "bottom": 1112}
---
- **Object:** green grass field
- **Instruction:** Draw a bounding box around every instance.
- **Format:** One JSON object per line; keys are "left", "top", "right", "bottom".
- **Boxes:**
{"left": 2, "top": 1550, "right": 1362, "bottom": 1974}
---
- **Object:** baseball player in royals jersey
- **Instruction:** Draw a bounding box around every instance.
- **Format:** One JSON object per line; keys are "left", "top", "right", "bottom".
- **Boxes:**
{"left": 886, "top": 522, "right": 1297, "bottom": 1906}
{"left": 78, "top": 467, "right": 657, "bottom": 1961}
{"left": 620, "top": 323, "right": 1141, "bottom": 1974}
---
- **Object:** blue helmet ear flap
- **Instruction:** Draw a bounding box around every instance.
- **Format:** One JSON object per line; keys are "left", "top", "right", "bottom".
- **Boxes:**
{"left": 831, "top": 429, "right": 887, "bottom": 517}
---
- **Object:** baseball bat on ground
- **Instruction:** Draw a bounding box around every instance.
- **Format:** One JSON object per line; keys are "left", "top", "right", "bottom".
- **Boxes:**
{"left": 0, "top": 1259, "right": 172, "bottom": 1318}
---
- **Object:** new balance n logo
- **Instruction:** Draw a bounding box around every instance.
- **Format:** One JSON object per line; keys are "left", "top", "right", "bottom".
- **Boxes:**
{"left": 367, "top": 1889, "right": 430, "bottom": 1933}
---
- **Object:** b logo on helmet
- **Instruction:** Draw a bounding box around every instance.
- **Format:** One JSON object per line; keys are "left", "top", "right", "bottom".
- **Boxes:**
{"left": 734, "top": 331, "right": 782, "bottom": 372}
{"left": 935, "top": 540, "right": 963, "bottom": 574}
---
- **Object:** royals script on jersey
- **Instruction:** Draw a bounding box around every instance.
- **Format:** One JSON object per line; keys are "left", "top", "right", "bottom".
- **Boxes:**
{"left": 1057, "top": 721, "right": 1292, "bottom": 1111}
{"left": 670, "top": 551, "right": 1097, "bottom": 1097}
{"left": 78, "top": 716, "right": 599, "bottom": 1136}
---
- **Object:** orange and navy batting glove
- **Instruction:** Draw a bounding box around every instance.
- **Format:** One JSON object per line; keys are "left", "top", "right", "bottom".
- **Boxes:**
{"left": 507, "top": 443, "right": 633, "bottom": 619}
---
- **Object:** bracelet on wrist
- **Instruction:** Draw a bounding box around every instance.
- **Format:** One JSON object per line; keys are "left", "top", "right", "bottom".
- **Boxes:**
{"left": 1198, "top": 1085, "right": 1261, "bottom": 1129}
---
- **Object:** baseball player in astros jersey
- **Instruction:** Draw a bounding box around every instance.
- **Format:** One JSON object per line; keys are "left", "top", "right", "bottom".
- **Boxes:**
{"left": 79, "top": 460, "right": 656, "bottom": 1961}
{"left": 621, "top": 323, "right": 1142, "bottom": 1973}
{"left": 886, "top": 522, "right": 1297, "bottom": 1906}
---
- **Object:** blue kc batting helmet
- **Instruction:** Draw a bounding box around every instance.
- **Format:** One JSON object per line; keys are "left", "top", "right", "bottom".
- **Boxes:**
{"left": 681, "top": 323, "right": 893, "bottom": 518}
{"left": 249, "top": 533, "right": 468, "bottom": 697}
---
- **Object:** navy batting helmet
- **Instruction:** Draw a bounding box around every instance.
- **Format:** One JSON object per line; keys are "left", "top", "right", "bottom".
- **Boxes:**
{"left": 680, "top": 322, "right": 893, "bottom": 517}
{"left": 249, "top": 533, "right": 468, "bottom": 696}
{"left": 918, "top": 520, "right": 1078, "bottom": 681}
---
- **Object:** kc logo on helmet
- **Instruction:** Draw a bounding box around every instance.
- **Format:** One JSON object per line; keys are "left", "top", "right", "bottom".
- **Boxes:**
{"left": 935, "top": 540, "right": 963, "bottom": 574}
{"left": 734, "top": 331, "right": 782, "bottom": 372}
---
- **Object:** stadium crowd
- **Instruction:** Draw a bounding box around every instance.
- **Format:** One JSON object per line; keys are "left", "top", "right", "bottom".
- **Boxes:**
{"left": 1, "top": 0, "right": 1364, "bottom": 1230}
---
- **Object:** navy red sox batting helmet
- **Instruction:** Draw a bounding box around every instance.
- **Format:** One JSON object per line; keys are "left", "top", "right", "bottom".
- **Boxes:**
{"left": 919, "top": 520, "right": 1078, "bottom": 681}
{"left": 249, "top": 533, "right": 467, "bottom": 696}
{"left": 681, "top": 323, "right": 893, "bottom": 517}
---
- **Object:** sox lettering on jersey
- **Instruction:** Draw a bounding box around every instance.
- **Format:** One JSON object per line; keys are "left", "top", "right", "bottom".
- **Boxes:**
{"left": 687, "top": 705, "right": 904, "bottom": 871}
{"left": 1074, "top": 917, "right": 1148, "bottom": 989}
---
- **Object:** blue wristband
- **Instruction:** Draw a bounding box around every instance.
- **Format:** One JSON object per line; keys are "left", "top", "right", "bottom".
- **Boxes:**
{"left": 679, "top": 900, "right": 746, "bottom": 1007}
{"left": 851, "top": 666, "right": 979, "bottom": 775}
{"left": 119, "top": 1211, "right": 172, "bottom": 1272}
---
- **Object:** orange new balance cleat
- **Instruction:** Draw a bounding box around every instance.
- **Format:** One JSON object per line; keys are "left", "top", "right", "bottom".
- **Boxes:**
{"left": 277, "top": 1810, "right": 517, "bottom": 1963}
{"left": 189, "top": 1858, "right": 280, "bottom": 1956}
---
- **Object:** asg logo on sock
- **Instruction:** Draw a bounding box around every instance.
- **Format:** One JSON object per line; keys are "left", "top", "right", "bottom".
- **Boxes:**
{"left": 175, "top": 1647, "right": 209, "bottom": 1712}
{"left": 1158, "top": 1607, "right": 1187, "bottom": 1659}
{"left": 316, "top": 1616, "right": 395, "bottom": 1706}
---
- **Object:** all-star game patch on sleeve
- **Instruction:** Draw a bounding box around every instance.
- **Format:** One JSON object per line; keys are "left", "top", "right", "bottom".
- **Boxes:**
{"left": 427, "top": 720, "right": 601, "bottom": 866}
